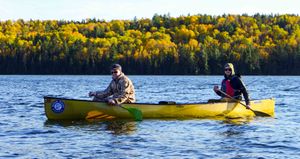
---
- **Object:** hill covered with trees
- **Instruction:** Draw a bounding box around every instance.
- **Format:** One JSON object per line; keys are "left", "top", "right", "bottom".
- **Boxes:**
{"left": 1, "top": 14, "right": 300, "bottom": 75}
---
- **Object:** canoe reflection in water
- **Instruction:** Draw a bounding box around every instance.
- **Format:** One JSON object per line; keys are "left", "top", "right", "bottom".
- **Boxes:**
{"left": 104, "top": 120, "right": 137, "bottom": 135}
{"left": 44, "top": 120, "right": 137, "bottom": 135}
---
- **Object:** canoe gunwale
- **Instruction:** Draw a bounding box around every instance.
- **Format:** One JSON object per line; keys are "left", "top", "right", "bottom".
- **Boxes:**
{"left": 44, "top": 96, "right": 270, "bottom": 106}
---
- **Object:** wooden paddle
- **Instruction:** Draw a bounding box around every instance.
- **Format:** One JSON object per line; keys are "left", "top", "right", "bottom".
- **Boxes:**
{"left": 218, "top": 90, "right": 271, "bottom": 117}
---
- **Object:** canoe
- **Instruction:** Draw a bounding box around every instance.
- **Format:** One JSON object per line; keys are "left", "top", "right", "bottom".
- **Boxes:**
{"left": 44, "top": 96, "right": 275, "bottom": 120}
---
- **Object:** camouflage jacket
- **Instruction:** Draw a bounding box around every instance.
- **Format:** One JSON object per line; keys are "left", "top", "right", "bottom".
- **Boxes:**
{"left": 95, "top": 73, "right": 136, "bottom": 104}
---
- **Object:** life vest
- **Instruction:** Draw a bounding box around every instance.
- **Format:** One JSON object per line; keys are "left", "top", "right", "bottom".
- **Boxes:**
{"left": 222, "top": 79, "right": 235, "bottom": 97}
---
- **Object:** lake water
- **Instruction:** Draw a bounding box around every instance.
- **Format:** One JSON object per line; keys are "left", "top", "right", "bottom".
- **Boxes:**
{"left": 0, "top": 75, "right": 299, "bottom": 158}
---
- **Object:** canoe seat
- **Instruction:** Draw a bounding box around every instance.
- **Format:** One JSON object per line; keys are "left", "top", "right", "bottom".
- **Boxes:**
{"left": 159, "top": 101, "right": 176, "bottom": 105}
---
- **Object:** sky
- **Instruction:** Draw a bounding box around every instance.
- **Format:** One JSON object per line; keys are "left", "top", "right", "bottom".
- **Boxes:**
{"left": 0, "top": 0, "right": 300, "bottom": 21}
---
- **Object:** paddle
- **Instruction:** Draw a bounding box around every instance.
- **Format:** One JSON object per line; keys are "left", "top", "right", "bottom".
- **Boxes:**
{"left": 89, "top": 92, "right": 142, "bottom": 121}
{"left": 86, "top": 105, "right": 142, "bottom": 121}
{"left": 119, "top": 105, "right": 143, "bottom": 121}
{"left": 218, "top": 90, "right": 271, "bottom": 117}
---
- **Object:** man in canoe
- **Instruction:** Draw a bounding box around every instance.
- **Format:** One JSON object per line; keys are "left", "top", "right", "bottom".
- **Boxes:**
{"left": 89, "top": 64, "right": 136, "bottom": 105}
{"left": 213, "top": 63, "right": 251, "bottom": 109}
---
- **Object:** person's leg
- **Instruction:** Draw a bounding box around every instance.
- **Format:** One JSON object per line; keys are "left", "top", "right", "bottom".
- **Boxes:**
{"left": 207, "top": 99, "right": 222, "bottom": 103}
{"left": 234, "top": 96, "right": 242, "bottom": 100}
{"left": 93, "top": 96, "right": 107, "bottom": 102}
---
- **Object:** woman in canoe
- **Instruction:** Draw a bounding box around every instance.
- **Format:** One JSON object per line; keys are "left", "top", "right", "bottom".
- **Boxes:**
{"left": 89, "top": 64, "right": 136, "bottom": 105}
{"left": 213, "top": 63, "right": 251, "bottom": 109}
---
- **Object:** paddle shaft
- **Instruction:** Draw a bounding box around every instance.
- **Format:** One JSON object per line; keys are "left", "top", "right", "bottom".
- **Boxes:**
{"left": 218, "top": 90, "right": 251, "bottom": 109}
{"left": 120, "top": 105, "right": 128, "bottom": 110}
{"left": 217, "top": 90, "right": 272, "bottom": 117}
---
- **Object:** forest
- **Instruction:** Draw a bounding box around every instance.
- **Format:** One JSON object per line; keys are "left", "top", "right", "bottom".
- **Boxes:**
{"left": 1, "top": 14, "right": 300, "bottom": 75}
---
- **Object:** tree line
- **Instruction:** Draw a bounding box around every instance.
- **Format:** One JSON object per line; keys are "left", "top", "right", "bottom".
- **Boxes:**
{"left": 1, "top": 13, "right": 300, "bottom": 75}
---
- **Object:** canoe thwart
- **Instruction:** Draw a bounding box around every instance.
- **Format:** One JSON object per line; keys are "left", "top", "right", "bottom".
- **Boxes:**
{"left": 159, "top": 101, "right": 176, "bottom": 105}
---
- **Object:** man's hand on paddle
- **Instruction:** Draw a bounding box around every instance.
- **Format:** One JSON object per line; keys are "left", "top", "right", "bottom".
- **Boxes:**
{"left": 213, "top": 85, "right": 219, "bottom": 92}
{"left": 108, "top": 99, "right": 116, "bottom": 105}
{"left": 89, "top": 91, "right": 96, "bottom": 97}
{"left": 246, "top": 104, "right": 251, "bottom": 109}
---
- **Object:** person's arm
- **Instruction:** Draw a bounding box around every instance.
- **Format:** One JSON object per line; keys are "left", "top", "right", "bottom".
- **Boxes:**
{"left": 236, "top": 78, "right": 250, "bottom": 106}
{"left": 113, "top": 78, "right": 133, "bottom": 104}
{"left": 94, "top": 82, "right": 113, "bottom": 99}
{"left": 214, "top": 80, "right": 226, "bottom": 97}
{"left": 214, "top": 86, "right": 223, "bottom": 97}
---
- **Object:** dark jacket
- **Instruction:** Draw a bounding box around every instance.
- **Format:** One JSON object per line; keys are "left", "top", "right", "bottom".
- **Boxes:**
{"left": 216, "top": 75, "right": 250, "bottom": 105}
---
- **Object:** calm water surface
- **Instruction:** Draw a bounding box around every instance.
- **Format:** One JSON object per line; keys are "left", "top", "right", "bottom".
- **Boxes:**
{"left": 0, "top": 75, "right": 299, "bottom": 158}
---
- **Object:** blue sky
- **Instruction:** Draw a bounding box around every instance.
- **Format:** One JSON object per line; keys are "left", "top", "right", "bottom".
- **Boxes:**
{"left": 0, "top": 0, "right": 299, "bottom": 21}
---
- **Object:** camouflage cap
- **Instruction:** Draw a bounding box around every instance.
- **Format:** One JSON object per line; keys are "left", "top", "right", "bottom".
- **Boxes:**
{"left": 111, "top": 64, "right": 122, "bottom": 71}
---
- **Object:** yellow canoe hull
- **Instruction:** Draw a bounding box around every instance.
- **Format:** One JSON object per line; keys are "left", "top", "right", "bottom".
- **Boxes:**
{"left": 44, "top": 97, "right": 275, "bottom": 120}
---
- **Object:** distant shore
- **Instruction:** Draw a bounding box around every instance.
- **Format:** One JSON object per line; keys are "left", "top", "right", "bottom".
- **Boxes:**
{"left": 1, "top": 14, "right": 300, "bottom": 75}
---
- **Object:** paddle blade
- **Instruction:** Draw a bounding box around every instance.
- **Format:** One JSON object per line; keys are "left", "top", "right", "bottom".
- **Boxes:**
{"left": 126, "top": 107, "right": 143, "bottom": 121}
{"left": 252, "top": 110, "right": 271, "bottom": 117}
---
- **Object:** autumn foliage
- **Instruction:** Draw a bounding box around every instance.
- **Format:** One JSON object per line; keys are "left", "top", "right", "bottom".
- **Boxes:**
{"left": 1, "top": 14, "right": 300, "bottom": 75}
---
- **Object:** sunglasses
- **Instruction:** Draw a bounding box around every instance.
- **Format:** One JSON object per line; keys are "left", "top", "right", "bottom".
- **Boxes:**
{"left": 224, "top": 68, "right": 232, "bottom": 71}
{"left": 111, "top": 71, "right": 118, "bottom": 74}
